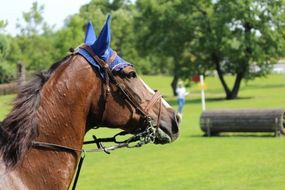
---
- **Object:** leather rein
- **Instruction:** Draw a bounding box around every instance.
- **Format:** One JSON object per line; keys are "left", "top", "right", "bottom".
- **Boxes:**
{"left": 31, "top": 45, "right": 163, "bottom": 190}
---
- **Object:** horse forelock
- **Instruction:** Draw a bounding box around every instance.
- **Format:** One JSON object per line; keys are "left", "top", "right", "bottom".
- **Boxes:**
{"left": 0, "top": 55, "right": 71, "bottom": 170}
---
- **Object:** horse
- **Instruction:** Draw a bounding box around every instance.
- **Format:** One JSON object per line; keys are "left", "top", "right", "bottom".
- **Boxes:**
{"left": 0, "top": 16, "right": 180, "bottom": 190}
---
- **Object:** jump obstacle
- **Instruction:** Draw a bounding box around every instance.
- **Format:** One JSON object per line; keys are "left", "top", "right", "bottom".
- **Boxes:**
{"left": 200, "top": 109, "right": 285, "bottom": 136}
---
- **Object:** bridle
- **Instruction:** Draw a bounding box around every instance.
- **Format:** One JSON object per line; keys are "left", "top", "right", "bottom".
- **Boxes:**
{"left": 31, "top": 45, "right": 163, "bottom": 190}
{"left": 80, "top": 44, "right": 163, "bottom": 131}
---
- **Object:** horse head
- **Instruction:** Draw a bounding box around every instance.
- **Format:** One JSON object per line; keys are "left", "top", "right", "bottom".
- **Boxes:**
{"left": 85, "top": 16, "right": 180, "bottom": 144}
{"left": 0, "top": 15, "right": 180, "bottom": 190}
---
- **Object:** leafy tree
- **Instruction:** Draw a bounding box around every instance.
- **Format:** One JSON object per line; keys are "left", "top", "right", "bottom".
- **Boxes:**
{"left": 134, "top": 0, "right": 285, "bottom": 98}
{"left": 0, "top": 22, "right": 15, "bottom": 84}
{"left": 189, "top": 0, "right": 285, "bottom": 99}
{"left": 134, "top": 0, "right": 196, "bottom": 95}
{"left": 0, "top": 20, "right": 9, "bottom": 61}
{"left": 0, "top": 35, "right": 9, "bottom": 60}
{"left": 0, "top": 20, "right": 7, "bottom": 33}
{"left": 13, "top": 2, "right": 55, "bottom": 71}
{"left": 52, "top": 15, "right": 86, "bottom": 60}
{"left": 0, "top": 35, "right": 13, "bottom": 83}
{"left": 79, "top": 0, "right": 139, "bottom": 63}
{"left": 54, "top": 0, "right": 143, "bottom": 72}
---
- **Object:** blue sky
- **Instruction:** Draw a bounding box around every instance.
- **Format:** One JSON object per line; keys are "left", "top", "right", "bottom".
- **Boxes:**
{"left": 0, "top": 0, "right": 91, "bottom": 35}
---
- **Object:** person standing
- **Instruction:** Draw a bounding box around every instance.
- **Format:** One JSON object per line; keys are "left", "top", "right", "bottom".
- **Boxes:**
{"left": 176, "top": 81, "right": 189, "bottom": 115}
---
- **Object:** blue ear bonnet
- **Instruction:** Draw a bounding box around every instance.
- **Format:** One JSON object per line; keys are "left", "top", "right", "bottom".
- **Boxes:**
{"left": 77, "top": 15, "right": 132, "bottom": 79}
{"left": 84, "top": 21, "right": 97, "bottom": 45}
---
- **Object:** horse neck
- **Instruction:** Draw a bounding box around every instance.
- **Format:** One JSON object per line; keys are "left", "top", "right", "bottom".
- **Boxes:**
{"left": 19, "top": 56, "right": 101, "bottom": 189}
{"left": 38, "top": 56, "right": 98, "bottom": 147}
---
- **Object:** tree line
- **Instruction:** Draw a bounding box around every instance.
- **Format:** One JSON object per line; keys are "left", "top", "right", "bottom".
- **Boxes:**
{"left": 0, "top": 0, "right": 284, "bottom": 99}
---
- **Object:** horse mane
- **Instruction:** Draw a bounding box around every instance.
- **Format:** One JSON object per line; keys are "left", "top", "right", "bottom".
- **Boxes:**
{"left": 0, "top": 55, "right": 71, "bottom": 169}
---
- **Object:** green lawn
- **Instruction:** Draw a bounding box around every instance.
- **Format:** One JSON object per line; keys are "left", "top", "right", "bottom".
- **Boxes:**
{"left": 0, "top": 94, "right": 14, "bottom": 119}
{"left": 1, "top": 74, "right": 285, "bottom": 190}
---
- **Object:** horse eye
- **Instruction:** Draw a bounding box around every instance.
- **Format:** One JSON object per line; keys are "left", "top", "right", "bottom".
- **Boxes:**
{"left": 127, "top": 71, "right": 136, "bottom": 78}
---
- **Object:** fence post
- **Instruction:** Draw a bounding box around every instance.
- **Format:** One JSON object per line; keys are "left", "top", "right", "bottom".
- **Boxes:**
{"left": 17, "top": 62, "right": 26, "bottom": 88}
{"left": 275, "top": 117, "right": 280, "bottom": 137}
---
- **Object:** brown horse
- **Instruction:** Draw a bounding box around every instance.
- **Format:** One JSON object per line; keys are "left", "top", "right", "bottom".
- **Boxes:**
{"left": 0, "top": 17, "right": 180, "bottom": 190}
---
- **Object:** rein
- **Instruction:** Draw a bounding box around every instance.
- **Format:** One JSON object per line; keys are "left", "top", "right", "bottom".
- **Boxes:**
{"left": 32, "top": 124, "right": 157, "bottom": 155}
{"left": 31, "top": 45, "right": 163, "bottom": 190}
{"left": 32, "top": 126, "right": 156, "bottom": 190}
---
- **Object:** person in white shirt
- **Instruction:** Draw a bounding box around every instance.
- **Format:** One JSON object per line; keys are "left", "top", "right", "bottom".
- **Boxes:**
{"left": 176, "top": 81, "right": 189, "bottom": 115}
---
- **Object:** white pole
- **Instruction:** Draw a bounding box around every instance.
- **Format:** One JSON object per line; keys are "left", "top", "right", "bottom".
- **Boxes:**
{"left": 200, "top": 75, "right": 206, "bottom": 111}
{"left": 283, "top": 68, "right": 285, "bottom": 86}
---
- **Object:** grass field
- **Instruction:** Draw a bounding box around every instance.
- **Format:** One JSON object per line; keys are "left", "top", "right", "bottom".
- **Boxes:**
{"left": 1, "top": 74, "right": 285, "bottom": 190}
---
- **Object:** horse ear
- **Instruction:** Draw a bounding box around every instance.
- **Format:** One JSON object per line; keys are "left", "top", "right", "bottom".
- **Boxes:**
{"left": 84, "top": 21, "right": 97, "bottom": 45}
{"left": 91, "top": 15, "right": 111, "bottom": 56}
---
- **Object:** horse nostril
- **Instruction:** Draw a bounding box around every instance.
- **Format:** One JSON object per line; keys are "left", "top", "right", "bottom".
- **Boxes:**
{"left": 175, "top": 113, "right": 181, "bottom": 124}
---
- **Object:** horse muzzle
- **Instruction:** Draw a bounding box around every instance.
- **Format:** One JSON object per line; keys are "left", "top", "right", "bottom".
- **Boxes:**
{"left": 154, "top": 112, "right": 180, "bottom": 144}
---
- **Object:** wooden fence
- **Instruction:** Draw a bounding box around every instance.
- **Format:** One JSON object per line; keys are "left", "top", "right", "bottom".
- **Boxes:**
{"left": 0, "top": 62, "right": 25, "bottom": 96}
{"left": 0, "top": 82, "right": 17, "bottom": 95}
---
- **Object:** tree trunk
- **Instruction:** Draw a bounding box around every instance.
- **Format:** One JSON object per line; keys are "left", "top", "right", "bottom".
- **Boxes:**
{"left": 226, "top": 73, "right": 243, "bottom": 100}
{"left": 171, "top": 74, "right": 178, "bottom": 96}
{"left": 213, "top": 53, "right": 231, "bottom": 98}
{"left": 215, "top": 66, "right": 230, "bottom": 98}
{"left": 213, "top": 53, "right": 244, "bottom": 100}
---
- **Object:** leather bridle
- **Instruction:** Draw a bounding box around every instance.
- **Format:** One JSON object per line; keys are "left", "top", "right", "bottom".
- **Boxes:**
{"left": 80, "top": 44, "right": 163, "bottom": 132}
{"left": 31, "top": 45, "right": 163, "bottom": 190}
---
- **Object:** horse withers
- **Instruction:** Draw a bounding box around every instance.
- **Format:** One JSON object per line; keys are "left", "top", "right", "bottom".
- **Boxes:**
{"left": 0, "top": 16, "right": 180, "bottom": 189}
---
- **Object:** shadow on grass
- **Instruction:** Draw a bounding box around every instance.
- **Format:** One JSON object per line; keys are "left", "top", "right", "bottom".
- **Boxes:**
{"left": 167, "top": 99, "right": 202, "bottom": 106}
{"left": 167, "top": 96, "right": 254, "bottom": 106}
{"left": 243, "top": 83, "right": 284, "bottom": 90}
{"left": 206, "top": 96, "right": 254, "bottom": 102}
{"left": 189, "top": 133, "right": 277, "bottom": 138}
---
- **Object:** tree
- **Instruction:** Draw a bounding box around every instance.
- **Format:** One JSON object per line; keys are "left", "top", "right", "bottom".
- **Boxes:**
{"left": 189, "top": 0, "right": 285, "bottom": 99}
{"left": 134, "top": 0, "right": 196, "bottom": 95}
{"left": 53, "top": 0, "right": 137, "bottom": 61}
{"left": 52, "top": 14, "right": 86, "bottom": 60}
{"left": 0, "top": 34, "right": 14, "bottom": 84}
{"left": 79, "top": 0, "right": 139, "bottom": 64}
{"left": 0, "top": 20, "right": 7, "bottom": 32}
{"left": 13, "top": 2, "right": 55, "bottom": 71}
{"left": 134, "top": 0, "right": 285, "bottom": 99}
{"left": 0, "top": 21, "right": 15, "bottom": 84}
{"left": 0, "top": 35, "right": 9, "bottom": 60}
{"left": 16, "top": 2, "right": 45, "bottom": 36}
